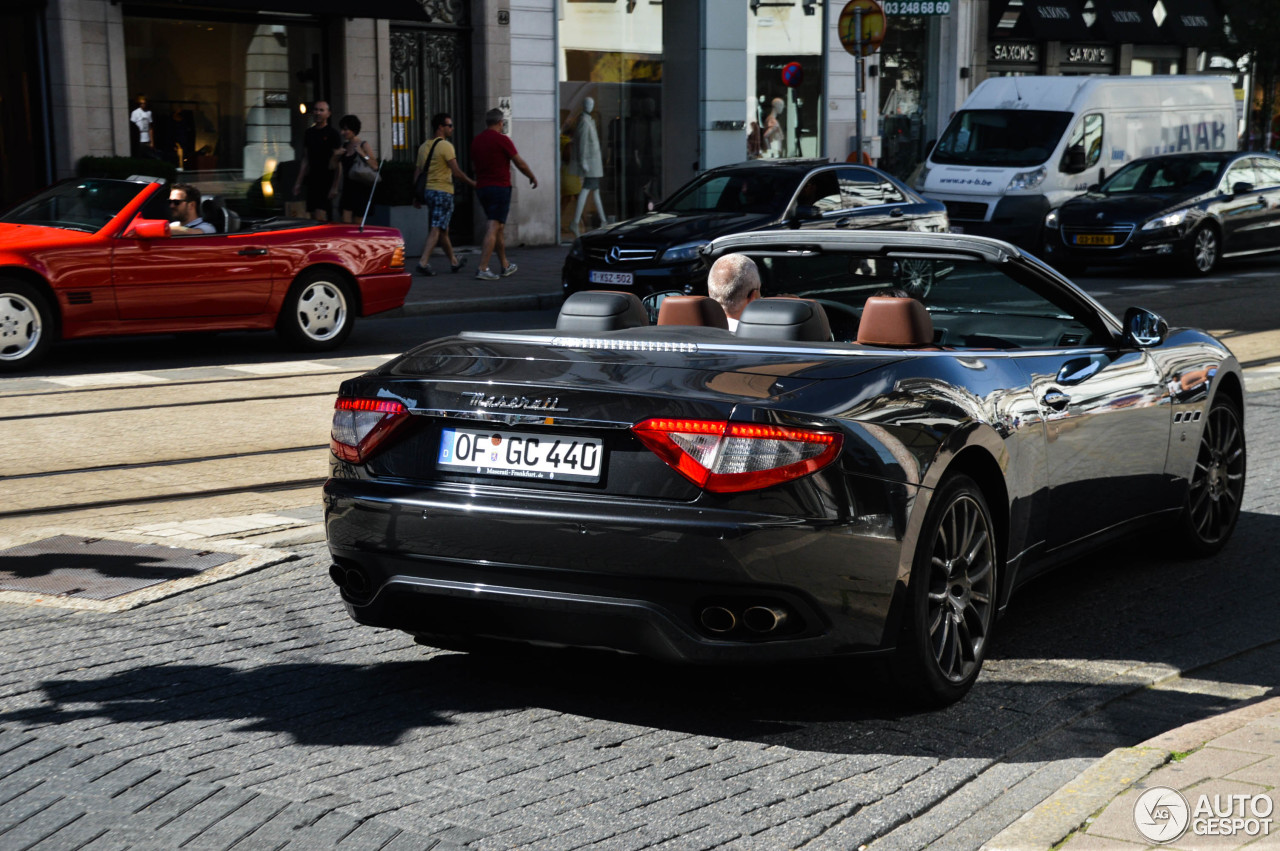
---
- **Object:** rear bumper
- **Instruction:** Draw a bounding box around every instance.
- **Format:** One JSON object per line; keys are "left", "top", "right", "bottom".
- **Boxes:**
{"left": 357, "top": 271, "right": 412, "bottom": 316}
{"left": 324, "top": 478, "right": 911, "bottom": 662}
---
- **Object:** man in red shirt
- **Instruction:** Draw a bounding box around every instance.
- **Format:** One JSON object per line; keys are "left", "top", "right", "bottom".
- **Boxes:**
{"left": 471, "top": 107, "right": 538, "bottom": 280}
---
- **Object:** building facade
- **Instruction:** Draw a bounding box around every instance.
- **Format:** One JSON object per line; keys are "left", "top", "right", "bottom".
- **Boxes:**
{"left": 9, "top": 0, "right": 1231, "bottom": 246}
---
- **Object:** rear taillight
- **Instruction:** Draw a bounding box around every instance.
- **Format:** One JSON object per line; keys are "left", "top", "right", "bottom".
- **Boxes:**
{"left": 632, "top": 418, "right": 842, "bottom": 493}
{"left": 331, "top": 397, "right": 410, "bottom": 463}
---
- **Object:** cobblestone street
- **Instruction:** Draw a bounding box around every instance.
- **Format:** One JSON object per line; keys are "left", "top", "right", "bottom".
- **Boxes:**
{"left": 0, "top": 391, "right": 1277, "bottom": 850}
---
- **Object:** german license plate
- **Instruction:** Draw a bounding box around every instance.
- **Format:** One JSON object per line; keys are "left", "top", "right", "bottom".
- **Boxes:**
{"left": 589, "top": 270, "right": 634, "bottom": 286}
{"left": 437, "top": 427, "right": 603, "bottom": 483}
{"left": 1073, "top": 233, "right": 1116, "bottom": 246}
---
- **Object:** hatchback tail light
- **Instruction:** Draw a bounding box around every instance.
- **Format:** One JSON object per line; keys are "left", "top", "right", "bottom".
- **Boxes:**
{"left": 331, "top": 397, "right": 409, "bottom": 463}
{"left": 632, "top": 418, "right": 842, "bottom": 493}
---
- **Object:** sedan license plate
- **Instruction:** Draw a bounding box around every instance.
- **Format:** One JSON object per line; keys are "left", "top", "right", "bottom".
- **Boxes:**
{"left": 1073, "top": 233, "right": 1117, "bottom": 246}
{"left": 588, "top": 270, "right": 634, "bottom": 286}
{"left": 437, "top": 427, "right": 603, "bottom": 483}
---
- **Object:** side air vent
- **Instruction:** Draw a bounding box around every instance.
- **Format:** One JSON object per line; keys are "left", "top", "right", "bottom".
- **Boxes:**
{"left": 67, "top": 292, "right": 93, "bottom": 305}
{"left": 1057, "top": 333, "right": 1083, "bottom": 346}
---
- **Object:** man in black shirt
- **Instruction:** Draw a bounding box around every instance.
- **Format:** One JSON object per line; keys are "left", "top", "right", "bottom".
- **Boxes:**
{"left": 292, "top": 101, "right": 342, "bottom": 221}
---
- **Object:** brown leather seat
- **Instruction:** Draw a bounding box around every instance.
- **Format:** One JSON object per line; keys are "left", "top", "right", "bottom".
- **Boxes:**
{"left": 656, "top": 295, "right": 729, "bottom": 329}
{"left": 856, "top": 296, "right": 934, "bottom": 347}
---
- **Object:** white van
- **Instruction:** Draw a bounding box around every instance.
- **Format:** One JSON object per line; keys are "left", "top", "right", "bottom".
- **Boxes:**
{"left": 917, "top": 75, "right": 1237, "bottom": 249}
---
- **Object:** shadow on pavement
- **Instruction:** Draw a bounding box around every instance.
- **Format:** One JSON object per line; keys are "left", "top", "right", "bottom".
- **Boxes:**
{"left": 5, "top": 511, "right": 1276, "bottom": 765}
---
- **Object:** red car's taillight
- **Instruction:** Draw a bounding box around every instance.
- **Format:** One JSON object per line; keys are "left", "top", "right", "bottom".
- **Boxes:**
{"left": 331, "top": 397, "right": 409, "bottom": 463}
{"left": 631, "top": 418, "right": 842, "bottom": 493}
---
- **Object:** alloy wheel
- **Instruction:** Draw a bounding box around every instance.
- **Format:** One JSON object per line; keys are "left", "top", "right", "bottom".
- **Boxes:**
{"left": 1192, "top": 228, "right": 1218, "bottom": 274}
{"left": 1188, "top": 402, "right": 1245, "bottom": 546}
{"left": 0, "top": 291, "right": 43, "bottom": 363}
{"left": 296, "top": 279, "right": 348, "bottom": 343}
{"left": 926, "top": 492, "right": 995, "bottom": 684}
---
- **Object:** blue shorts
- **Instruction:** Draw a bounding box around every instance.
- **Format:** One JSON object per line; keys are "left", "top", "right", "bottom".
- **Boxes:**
{"left": 423, "top": 189, "right": 455, "bottom": 230}
{"left": 477, "top": 186, "right": 512, "bottom": 223}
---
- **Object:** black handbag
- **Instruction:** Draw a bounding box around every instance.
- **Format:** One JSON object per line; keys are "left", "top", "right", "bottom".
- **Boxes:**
{"left": 415, "top": 138, "right": 444, "bottom": 203}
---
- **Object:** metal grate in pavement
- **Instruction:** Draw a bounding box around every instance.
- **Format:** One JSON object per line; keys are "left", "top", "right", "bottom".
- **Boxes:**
{"left": 0, "top": 535, "right": 238, "bottom": 600}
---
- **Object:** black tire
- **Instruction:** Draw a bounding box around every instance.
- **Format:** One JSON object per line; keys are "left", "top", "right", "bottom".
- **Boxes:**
{"left": 1188, "top": 225, "right": 1220, "bottom": 276}
{"left": 1174, "top": 396, "right": 1245, "bottom": 556}
{"left": 276, "top": 270, "right": 354, "bottom": 351}
{"left": 894, "top": 474, "right": 998, "bottom": 706}
{"left": 0, "top": 278, "right": 54, "bottom": 372}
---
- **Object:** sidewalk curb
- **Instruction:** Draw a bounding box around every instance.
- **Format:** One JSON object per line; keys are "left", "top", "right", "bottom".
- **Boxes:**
{"left": 982, "top": 694, "right": 1280, "bottom": 850}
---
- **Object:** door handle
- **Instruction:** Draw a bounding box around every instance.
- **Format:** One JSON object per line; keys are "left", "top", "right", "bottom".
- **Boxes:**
{"left": 889, "top": 208, "right": 904, "bottom": 217}
{"left": 237, "top": 247, "right": 268, "bottom": 256}
{"left": 1042, "top": 389, "right": 1070, "bottom": 411}
{"left": 835, "top": 217, "right": 853, "bottom": 228}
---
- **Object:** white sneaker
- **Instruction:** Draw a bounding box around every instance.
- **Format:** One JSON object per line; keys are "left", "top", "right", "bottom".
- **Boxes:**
{"left": 475, "top": 269, "right": 500, "bottom": 281}
{"left": 501, "top": 263, "right": 519, "bottom": 277}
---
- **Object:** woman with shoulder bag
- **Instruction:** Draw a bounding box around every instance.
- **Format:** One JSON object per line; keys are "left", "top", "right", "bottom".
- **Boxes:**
{"left": 331, "top": 114, "right": 378, "bottom": 223}
{"left": 411, "top": 112, "right": 476, "bottom": 276}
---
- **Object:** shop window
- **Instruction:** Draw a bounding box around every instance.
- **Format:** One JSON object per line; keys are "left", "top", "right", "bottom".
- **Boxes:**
{"left": 124, "top": 15, "right": 324, "bottom": 210}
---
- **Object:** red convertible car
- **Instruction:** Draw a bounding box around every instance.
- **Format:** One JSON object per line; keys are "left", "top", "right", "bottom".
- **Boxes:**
{"left": 0, "top": 177, "right": 410, "bottom": 370}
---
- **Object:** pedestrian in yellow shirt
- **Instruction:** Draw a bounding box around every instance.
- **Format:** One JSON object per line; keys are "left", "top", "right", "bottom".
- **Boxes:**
{"left": 412, "top": 112, "right": 476, "bottom": 276}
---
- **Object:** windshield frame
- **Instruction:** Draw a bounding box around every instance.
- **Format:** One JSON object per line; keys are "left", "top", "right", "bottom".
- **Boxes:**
{"left": 0, "top": 178, "right": 160, "bottom": 234}
{"left": 931, "top": 109, "right": 1074, "bottom": 168}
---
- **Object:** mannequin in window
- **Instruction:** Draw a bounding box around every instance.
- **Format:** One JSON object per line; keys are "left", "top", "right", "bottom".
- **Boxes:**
{"left": 763, "top": 97, "right": 785, "bottom": 157}
{"left": 570, "top": 97, "right": 606, "bottom": 237}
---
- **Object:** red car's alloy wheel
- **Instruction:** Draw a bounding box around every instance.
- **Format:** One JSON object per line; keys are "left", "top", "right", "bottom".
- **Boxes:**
{"left": 0, "top": 278, "right": 53, "bottom": 371}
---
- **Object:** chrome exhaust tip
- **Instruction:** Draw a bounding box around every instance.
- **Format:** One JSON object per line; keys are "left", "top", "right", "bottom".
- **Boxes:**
{"left": 742, "top": 605, "right": 789, "bottom": 634}
{"left": 699, "top": 606, "right": 737, "bottom": 634}
{"left": 328, "top": 563, "right": 347, "bottom": 588}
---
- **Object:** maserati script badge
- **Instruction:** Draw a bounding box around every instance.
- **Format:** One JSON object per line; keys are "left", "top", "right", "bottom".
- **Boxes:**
{"left": 463, "top": 392, "right": 568, "bottom": 412}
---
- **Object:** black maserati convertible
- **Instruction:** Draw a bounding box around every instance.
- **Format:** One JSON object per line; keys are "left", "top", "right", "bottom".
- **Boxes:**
{"left": 325, "top": 231, "right": 1245, "bottom": 706}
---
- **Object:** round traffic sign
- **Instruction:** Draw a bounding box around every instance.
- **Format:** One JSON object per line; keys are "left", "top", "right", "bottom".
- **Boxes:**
{"left": 838, "top": 0, "right": 887, "bottom": 57}
{"left": 781, "top": 62, "right": 804, "bottom": 88}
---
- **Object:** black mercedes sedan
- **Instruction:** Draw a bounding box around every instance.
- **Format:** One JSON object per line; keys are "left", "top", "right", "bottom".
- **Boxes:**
{"left": 562, "top": 159, "right": 948, "bottom": 298}
{"left": 1042, "top": 151, "right": 1280, "bottom": 276}
{"left": 326, "top": 230, "right": 1244, "bottom": 707}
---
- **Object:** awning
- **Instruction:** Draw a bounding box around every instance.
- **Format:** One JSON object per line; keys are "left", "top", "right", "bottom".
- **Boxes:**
{"left": 989, "top": 0, "right": 1095, "bottom": 42}
{"left": 1155, "top": 0, "right": 1221, "bottom": 46}
{"left": 1088, "top": 0, "right": 1163, "bottom": 43}
{"left": 122, "top": 0, "right": 436, "bottom": 21}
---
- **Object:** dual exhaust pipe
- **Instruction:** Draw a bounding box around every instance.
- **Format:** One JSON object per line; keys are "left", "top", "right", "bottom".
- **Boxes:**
{"left": 699, "top": 604, "right": 790, "bottom": 635}
{"left": 329, "top": 562, "right": 373, "bottom": 600}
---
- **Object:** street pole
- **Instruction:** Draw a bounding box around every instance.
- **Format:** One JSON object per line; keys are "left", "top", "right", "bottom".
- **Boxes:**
{"left": 854, "top": 5, "right": 863, "bottom": 162}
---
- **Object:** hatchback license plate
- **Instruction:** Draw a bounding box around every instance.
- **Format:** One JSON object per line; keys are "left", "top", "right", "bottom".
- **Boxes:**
{"left": 437, "top": 427, "right": 603, "bottom": 483}
{"left": 1073, "top": 233, "right": 1116, "bottom": 246}
{"left": 589, "top": 270, "right": 634, "bottom": 286}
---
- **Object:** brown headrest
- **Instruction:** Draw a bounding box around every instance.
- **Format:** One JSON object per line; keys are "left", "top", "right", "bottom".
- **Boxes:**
{"left": 857, "top": 297, "right": 933, "bottom": 347}
{"left": 656, "top": 295, "right": 729, "bottom": 329}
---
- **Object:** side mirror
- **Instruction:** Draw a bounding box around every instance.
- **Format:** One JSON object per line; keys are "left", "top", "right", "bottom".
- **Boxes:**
{"left": 1123, "top": 306, "right": 1168, "bottom": 348}
{"left": 788, "top": 204, "right": 822, "bottom": 229}
{"left": 1063, "top": 146, "right": 1087, "bottom": 174}
{"left": 1233, "top": 181, "right": 1254, "bottom": 195}
{"left": 1086, "top": 183, "right": 1100, "bottom": 193}
{"left": 125, "top": 218, "right": 171, "bottom": 239}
